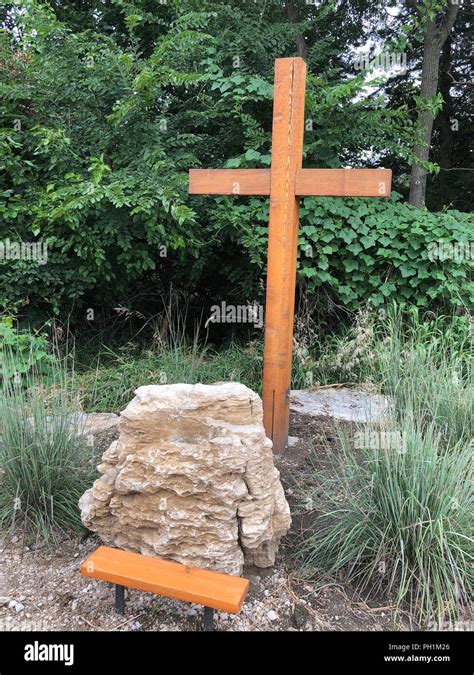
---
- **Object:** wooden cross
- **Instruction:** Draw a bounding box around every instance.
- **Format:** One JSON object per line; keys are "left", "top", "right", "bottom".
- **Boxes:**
{"left": 189, "top": 57, "right": 392, "bottom": 453}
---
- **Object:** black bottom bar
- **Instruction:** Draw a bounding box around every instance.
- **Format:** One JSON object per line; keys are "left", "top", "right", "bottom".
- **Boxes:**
{"left": 203, "top": 607, "right": 214, "bottom": 632}
{"left": 115, "top": 584, "right": 125, "bottom": 615}
{"left": 1, "top": 630, "right": 471, "bottom": 671}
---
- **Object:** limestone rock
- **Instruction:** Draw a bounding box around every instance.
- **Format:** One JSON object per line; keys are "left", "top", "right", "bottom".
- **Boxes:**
{"left": 79, "top": 383, "right": 291, "bottom": 575}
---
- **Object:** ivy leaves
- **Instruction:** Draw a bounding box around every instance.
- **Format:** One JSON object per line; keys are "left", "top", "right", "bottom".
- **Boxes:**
{"left": 296, "top": 193, "right": 473, "bottom": 310}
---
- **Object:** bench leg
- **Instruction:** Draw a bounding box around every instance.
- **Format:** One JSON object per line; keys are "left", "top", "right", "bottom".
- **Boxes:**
{"left": 115, "top": 584, "right": 125, "bottom": 615}
{"left": 203, "top": 607, "right": 214, "bottom": 632}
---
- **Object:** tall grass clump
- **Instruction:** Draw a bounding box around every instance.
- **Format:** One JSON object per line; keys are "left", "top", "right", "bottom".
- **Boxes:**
{"left": 300, "top": 305, "right": 473, "bottom": 625}
{"left": 376, "top": 306, "right": 473, "bottom": 447}
{"left": 0, "top": 350, "right": 96, "bottom": 539}
{"left": 301, "top": 417, "right": 473, "bottom": 626}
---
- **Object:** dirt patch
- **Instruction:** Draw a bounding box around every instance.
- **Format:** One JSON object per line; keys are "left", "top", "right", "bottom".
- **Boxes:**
{"left": 0, "top": 412, "right": 409, "bottom": 632}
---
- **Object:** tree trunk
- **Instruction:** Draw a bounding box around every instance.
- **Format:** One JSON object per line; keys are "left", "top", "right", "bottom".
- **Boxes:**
{"left": 408, "top": 4, "right": 459, "bottom": 208}
{"left": 285, "top": 0, "right": 308, "bottom": 60}
{"left": 437, "top": 35, "right": 454, "bottom": 170}
{"left": 409, "top": 20, "right": 440, "bottom": 207}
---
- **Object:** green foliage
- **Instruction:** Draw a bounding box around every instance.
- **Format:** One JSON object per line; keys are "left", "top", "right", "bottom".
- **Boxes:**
{"left": 1, "top": 2, "right": 199, "bottom": 313}
{"left": 0, "top": 1, "right": 471, "bottom": 321}
{"left": 0, "top": 315, "right": 53, "bottom": 380}
{"left": 0, "top": 0, "right": 421, "bottom": 318}
{"left": 296, "top": 194, "right": 472, "bottom": 310}
{"left": 213, "top": 192, "right": 473, "bottom": 310}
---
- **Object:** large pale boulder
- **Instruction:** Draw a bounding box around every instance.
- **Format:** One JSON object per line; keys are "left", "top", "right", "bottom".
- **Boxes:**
{"left": 79, "top": 383, "right": 291, "bottom": 575}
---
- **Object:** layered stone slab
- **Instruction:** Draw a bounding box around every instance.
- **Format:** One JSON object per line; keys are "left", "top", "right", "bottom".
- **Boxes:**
{"left": 79, "top": 383, "right": 291, "bottom": 575}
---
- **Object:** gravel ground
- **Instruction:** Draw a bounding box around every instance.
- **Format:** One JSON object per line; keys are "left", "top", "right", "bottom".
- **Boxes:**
{"left": 0, "top": 535, "right": 320, "bottom": 632}
{"left": 0, "top": 409, "right": 408, "bottom": 632}
{"left": 0, "top": 532, "right": 402, "bottom": 632}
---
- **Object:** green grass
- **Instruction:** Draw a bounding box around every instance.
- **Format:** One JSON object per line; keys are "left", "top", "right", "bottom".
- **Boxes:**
{"left": 69, "top": 291, "right": 265, "bottom": 412}
{"left": 75, "top": 339, "right": 264, "bottom": 413}
{"left": 0, "top": 353, "right": 96, "bottom": 539}
{"left": 291, "top": 304, "right": 473, "bottom": 391}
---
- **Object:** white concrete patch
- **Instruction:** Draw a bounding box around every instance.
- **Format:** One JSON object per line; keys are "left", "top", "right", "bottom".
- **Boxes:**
{"left": 290, "top": 388, "right": 389, "bottom": 424}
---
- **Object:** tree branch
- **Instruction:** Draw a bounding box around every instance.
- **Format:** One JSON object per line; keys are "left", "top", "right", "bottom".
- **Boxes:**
{"left": 406, "top": 0, "right": 420, "bottom": 12}
{"left": 438, "top": 2, "right": 460, "bottom": 46}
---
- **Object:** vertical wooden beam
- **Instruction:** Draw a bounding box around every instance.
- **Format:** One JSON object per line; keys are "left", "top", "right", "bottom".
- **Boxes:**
{"left": 262, "top": 57, "right": 306, "bottom": 453}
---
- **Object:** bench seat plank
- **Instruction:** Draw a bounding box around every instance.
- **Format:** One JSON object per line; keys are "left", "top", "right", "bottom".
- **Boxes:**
{"left": 80, "top": 546, "right": 249, "bottom": 614}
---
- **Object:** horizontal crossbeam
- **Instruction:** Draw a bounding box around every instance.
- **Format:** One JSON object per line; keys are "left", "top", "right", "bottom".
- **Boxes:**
{"left": 296, "top": 168, "right": 392, "bottom": 197}
{"left": 189, "top": 169, "right": 271, "bottom": 195}
{"left": 189, "top": 168, "right": 392, "bottom": 197}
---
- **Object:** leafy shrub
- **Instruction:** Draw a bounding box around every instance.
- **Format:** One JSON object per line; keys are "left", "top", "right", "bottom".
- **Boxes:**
{"left": 298, "top": 193, "right": 473, "bottom": 310}
{"left": 0, "top": 316, "right": 53, "bottom": 381}
{"left": 225, "top": 192, "right": 473, "bottom": 311}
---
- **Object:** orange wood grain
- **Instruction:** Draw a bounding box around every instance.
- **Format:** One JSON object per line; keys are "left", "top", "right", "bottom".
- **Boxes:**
{"left": 187, "top": 58, "right": 393, "bottom": 455}
{"left": 80, "top": 546, "right": 249, "bottom": 614}
{"left": 189, "top": 169, "right": 271, "bottom": 195}
{"left": 296, "top": 168, "right": 392, "bottom": 196}
{"left": 262, "top": 57, "right": 306, "bottom": 453}
{"left": 189, "top": 168, "right": 391, "bottom": 198}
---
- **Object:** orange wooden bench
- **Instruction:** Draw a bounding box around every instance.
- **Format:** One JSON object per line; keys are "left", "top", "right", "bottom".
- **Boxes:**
{"left": 80, "top": 546, "right": 249, "bottom": 631}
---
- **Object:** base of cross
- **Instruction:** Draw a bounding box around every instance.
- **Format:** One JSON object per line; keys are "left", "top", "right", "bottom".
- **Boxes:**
{"left": 189, "top": 57, "right": 392, "bottom": 453}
